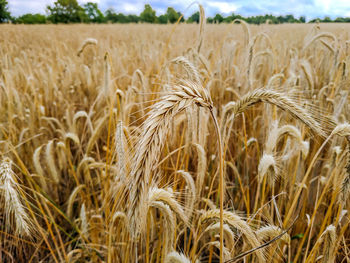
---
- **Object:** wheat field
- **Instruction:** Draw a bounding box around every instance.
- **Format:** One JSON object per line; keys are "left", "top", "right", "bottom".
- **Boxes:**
{"left": 1, "top": 16, "right": 350, "bottom": 263}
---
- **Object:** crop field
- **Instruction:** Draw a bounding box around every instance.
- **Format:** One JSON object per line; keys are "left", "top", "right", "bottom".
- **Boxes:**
{"left": 1, "top": 18, "right": 350, "bottom": 263}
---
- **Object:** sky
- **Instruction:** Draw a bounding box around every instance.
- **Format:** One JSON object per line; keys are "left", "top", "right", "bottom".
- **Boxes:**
{"left": 7, "top": 0, "right": 350, "bottom": 20}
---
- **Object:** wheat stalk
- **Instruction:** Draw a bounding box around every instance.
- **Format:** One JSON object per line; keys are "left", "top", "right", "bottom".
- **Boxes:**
{"left": 223, "top": 88, "right": 334, "bottom": 139}
{"left": 202, "top": 222, "right": 235, "bottom": 254}
{"left": 258, "top": 153, "right": 279, "bottom": 185}
{"left": 257, "top": 225, "right": 290, "bottom": 244}
{"left": 128, "top": 80, "right": 213, "bottom": 237}
{"left": 165, "top": 251, "right": 191, "bottom": 263}
{"left": 200, "top": 209, "right": 265, "bottom": 262}
{"left": 77, "top": 38, "right": 97, "bottom": 57}
{"left": 115, "top": 121, "right": 126, "bottom": 181}
{"left": 321, "top": 225, "right": 336, "bottom": 263}
{"left": 0, "top": 159, "right": 33, "bottom": 236}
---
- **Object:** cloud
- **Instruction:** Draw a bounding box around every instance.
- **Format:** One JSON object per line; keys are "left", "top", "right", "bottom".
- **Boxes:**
{"left": 206, "top": 1, "right": 238, "bottom": 15}
{"left": 8, "top": 0, "right": 101, "bottom": 16}
{"left": 7, "top": 0, "right": 350, "bottom": 20}
{"left": 9, "top": 0, "right": 54, "bottom": 16}
{"left": 121, "top": 2, "right": 144, "bottom": 13}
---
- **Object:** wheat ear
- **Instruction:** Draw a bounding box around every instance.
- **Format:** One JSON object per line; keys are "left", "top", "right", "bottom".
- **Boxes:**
{"left": 128, "top": 80, "right": 213, "bottom": 237}
{"left": 77, "top": 38, "right": 97, "bottom": 57}
{"left": 321, "top": 225, "right": 336, "bottom": 263}
{"left": 223, "top": 89, "right": 334, "bottom": 138}
{"left": 257, "top": 225, "right": 291, "bottom": 244}
{"left": 0, "top": 159, "right": 33, "bottom": 236}
{"left": 165, "top": 251, "right": 191, "bottom": 263}
{"left": 115, "top": 121, "right": 126, "bottom": 181}
{"left": 200, "top": 209, "right": 265, "bottom": 262}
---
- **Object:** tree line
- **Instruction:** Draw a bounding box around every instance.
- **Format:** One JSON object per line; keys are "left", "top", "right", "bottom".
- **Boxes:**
{"left": 1, "top": 0, "right": 350, "bottom": 25}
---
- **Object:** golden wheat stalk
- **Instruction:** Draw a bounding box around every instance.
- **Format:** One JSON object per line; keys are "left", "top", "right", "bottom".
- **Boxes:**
{"left": 115, "top": 121, "right": 126, "bottom": 181}
{"left": 77, "top": 38, "right": 97, "bottom": 57}
{"left": 0, "top": 159, "right": 33, "bottom": 236}
{"left": 128, "top": 80, "right": 213, "bottom": 237}
{"left": 257, "top": 225, "right": 291, "bottom": 244}
{"left": 165, "top": 251, "right": 191, "bottom": 263}
{"left": 223, "top": 88, "right": 334, "bottom": 139}
{"left": 321, "top": 225, "right": 336, "bottom": 263}
{"left": 202, "top": 222, "right": 235, "bottom": 253}
{"left": 200, "top": 209, "right": 265, "bottom": 262}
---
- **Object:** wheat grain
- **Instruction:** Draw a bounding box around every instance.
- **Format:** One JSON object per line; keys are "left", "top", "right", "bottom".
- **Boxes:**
{"left": 77, "top": 38, "right": 97, "bottom": 57}
{"left": 200, "top": 209, "right": 265, "bottom": 262}
{"left": 128, "top": 80, "right": 213, "bottom": 236}
{"left": 165, "top": 251, "right": 191, "bottom": 263}
{"left": 0, "top": 159, "right": 33, "bottom": 236}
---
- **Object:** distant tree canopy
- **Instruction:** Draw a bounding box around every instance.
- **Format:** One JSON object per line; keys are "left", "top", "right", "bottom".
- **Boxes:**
{"left": 15, "top": 13, "right": 46, "bottom": 24}
{"left": 83, "top": 2, "right": 104, "bottom": 23}
{"left": 3, "top": 1, "right": 350, "bottom": 24}
{"left": 140, "top": 4, "right": 156, "bottom": 23}
{"left": 0, "top": 0, "right": 11, "bottom": 22}
{"left": 157, "top": 7, "right": 184, "bottom": 24}
{"left": 205, "top": 13, "right": 306, "bottom": 25}
{"left": 210, "top": 14, "right": 224, "bottom": 23}
{"left": 46, "top": 0, "right": 86, "bottom": 23}
{"left": 166, "top": 7, "right": 179, "bottom": 23}
{"left": 105, "top": 8, "right": 139, "bottom": 23}
{"left": 187, "top": 11, "right": 200, "bottom": 23}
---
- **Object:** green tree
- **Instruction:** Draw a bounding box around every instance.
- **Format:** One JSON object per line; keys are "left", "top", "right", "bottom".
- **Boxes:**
{"left": 127, "top": 14, "right": 139, "bottom": 23}
{"left": 334, "top": 17, "right": 349, "bottom": 22}
{"left": 140, "top": 4, "right": 156, "bottom": 23}
{"left": 83, "top": 2, "right": 104, "bottom": 23}
{"left": 47, "top": 0, "right": 86, "bottom": 23}
{"left": 0, "top": 0, "right": 11, "bottom": 23}
{"left": 115, "top": 13, "right": 128, "bottom": 23}
{"left": 224, "top": 13, "right": 243, "bottom": 23}
{"left": 105, "top": 8, "right": 117, "bottom": 22}
{"left": 166, "top": 7, "right": 179, "bottom": 23}
{"left": 187, "top": 11, "right": 199, "bottom": 23}
{"left": 177, "top": 12, "right": 185, "bottom": 22}
{"left": 213, "top": 13, "right": 224, "bottom": 23}
{"left": 322, "top": 16, "right": 332, "bottom": 22}
{"left": 158, "top": 14, "right": 168, "bottom": 24}
{"left": 285, "top": 14, "right": 296, "bottom": 23}
{"left": 15, "top": 13, "right": 46, "bottom": 24}
{"left": 105, "top": 8, "right": 139, "bottom": 23}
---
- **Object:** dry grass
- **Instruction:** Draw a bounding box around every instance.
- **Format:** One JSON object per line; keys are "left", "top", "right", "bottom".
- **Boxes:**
{"left": 1, "top": 20, "right": 350, "bottom": 262}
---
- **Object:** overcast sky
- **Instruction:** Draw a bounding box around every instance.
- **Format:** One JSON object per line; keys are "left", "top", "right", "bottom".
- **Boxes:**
{"left": 8, "top": 0, "right": 350, "bottom": 20}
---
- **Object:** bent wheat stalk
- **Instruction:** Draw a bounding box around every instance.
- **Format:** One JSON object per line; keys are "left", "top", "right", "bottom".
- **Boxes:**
{"left": 210, "top": 109, "right": 225, "bottom": 263}
{"left": 200, "top": 209, "right": 265, "bottom": 262}
{"left": 128, "top": 80, "right": 214, "bottom": 237}
{"left": 223, "top": 88, "right": 334, "bottom": 139}
{"left": 77, "top": 38, "right": 97, "bottom": 57}
{"left": 128, "top": 79, "right": 225, "bottom": 261}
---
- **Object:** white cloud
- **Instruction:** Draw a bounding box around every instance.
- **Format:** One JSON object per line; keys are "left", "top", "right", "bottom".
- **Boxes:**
{"left": 206, "top": 1, "right": 238, "bottom": 14}
{"left": 9, "top": 0, "right": 54, "bottom": 16}
{"left": 314, "top": 0, "right": 331, "bottom": 12}
{"left": 8, "top": 0, "right": 101, "bottom": 16}
{"left": 121, "top": 2, "right": 144, "bottom": 13}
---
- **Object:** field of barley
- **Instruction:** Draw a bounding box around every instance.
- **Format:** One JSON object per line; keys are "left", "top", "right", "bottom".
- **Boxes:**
{"left": 1, "top": 15, "right": 350, "bottom": 263}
